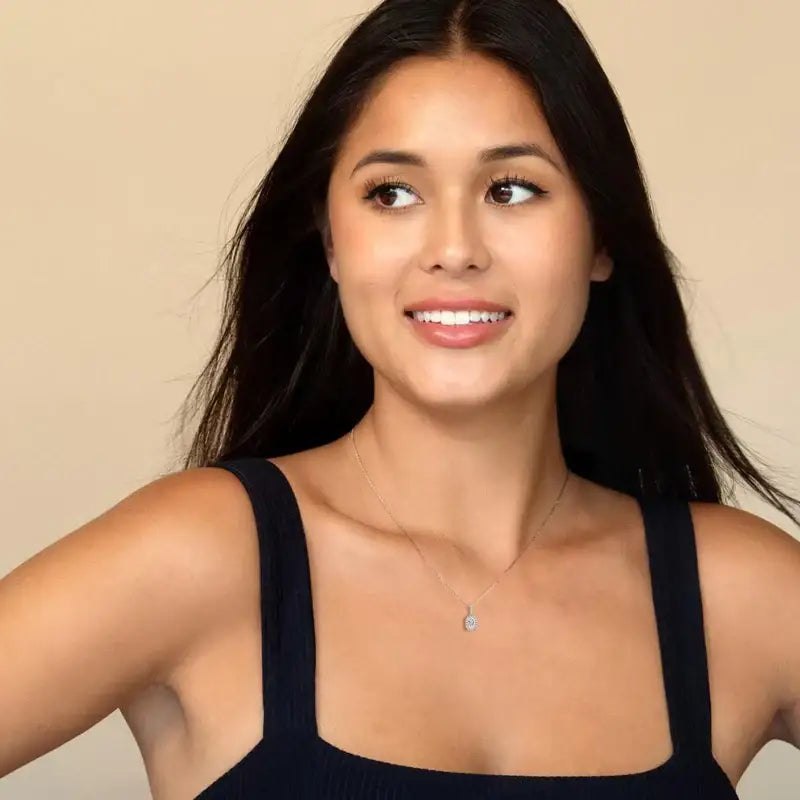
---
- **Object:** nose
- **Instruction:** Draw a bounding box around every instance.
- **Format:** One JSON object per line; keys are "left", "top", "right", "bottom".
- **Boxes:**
{"left": 420, "top": 201, "right": 491, "bottom": 277}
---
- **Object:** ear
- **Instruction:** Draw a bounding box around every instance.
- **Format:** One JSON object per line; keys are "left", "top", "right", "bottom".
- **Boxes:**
{"left": 327, "top": 238, "right": 339, "bottom": 284}
{"left": 329, "top": 254, "right": 340, "bottom": 284}
{"left": 590, "top": 247, "right": 613, "bottom": 283}
{"left": 313, "top": 201, "right": 338, "bottom": 283}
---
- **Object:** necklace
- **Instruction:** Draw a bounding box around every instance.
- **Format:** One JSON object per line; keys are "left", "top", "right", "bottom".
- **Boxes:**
{"left": 349, "top": 427, "right": 571, "bottom": 632}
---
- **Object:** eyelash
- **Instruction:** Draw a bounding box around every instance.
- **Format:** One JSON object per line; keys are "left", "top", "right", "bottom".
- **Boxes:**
{"left": 361, "top": 172, "right": 548, "bottom": 214}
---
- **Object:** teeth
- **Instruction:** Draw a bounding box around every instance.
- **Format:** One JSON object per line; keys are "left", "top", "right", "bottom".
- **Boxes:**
{"left": 410, "top": 310, "right": 510, "bottom": 325}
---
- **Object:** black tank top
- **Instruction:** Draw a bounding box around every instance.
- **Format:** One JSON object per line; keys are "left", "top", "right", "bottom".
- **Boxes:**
{"left": 194, "top": 457, "right": 739, "bottom": 798}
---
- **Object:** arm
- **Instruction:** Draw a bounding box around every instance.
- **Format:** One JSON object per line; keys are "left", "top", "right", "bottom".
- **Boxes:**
{"left": 692, "top": 500, "right": 800, "bottom": 751}
{"left": 763, "top": 519, "right": 800, "bottom": 749}
{"left": 0, "top": 467, "right": 250, "bottom": 777}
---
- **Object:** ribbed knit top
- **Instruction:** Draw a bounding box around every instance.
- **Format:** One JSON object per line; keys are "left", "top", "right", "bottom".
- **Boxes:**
{"left": 194, "top": 456, "right": 739, "bottom": 799}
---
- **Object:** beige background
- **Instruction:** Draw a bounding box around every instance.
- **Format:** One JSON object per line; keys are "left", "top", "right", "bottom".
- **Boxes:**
{"left": 1, "top": 0, "right": 798, "bottom": 797}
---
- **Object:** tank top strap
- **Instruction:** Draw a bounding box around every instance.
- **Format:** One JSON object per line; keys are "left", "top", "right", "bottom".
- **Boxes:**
{"left": 209, "top": 457, "right": 317, "bottom": 740}
{"left": 638, "top": 493, "right": 713, "bottom": 758}
{"left": 209, "top": 458, "right": 715, "bottom": 762}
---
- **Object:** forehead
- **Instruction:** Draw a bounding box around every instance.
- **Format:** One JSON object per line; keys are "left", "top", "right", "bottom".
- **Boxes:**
{"left": 337, "top": 53, "right": 560, "bottom": 170}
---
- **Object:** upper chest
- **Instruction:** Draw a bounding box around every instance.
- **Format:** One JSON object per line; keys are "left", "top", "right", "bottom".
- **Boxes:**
{"left": 124, "top": 471, "right": 775, "bottom": 798}
{"left": 292, "top": 494, "right": 766, "bottom": 783}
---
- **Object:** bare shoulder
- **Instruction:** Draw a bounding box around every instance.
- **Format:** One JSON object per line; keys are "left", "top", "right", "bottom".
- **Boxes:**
{"left": 119, "top": 464, "right": 263, "bottom": 682}
{"left": 688, "top": 500, "right": 800, "bottom": 749}
{"left": 0, "top": 464, "right": 259, "bottom": 780}
{"left": 102, "top": 464, "right": 261, "bottom": 628}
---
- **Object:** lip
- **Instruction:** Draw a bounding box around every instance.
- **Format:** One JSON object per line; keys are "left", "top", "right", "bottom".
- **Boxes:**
{"left": 404, "top": 297, "right": 513, "bottom": 313}
{"left": 403, "top": 307, "right": 514, "bottom": 349}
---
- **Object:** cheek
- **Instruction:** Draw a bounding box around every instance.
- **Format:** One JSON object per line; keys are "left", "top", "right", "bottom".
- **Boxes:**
{"left": 331, "top": 229, "right": 415, "bottom": 321}
{"left": 504, "top": 232, "right": 594, "bottom": 357}
{"left": 506, "top": 214, "right": 593, "bottom": 306}
{"left": 339, "top": 251, "right": 404, "bottom": 311}
{"left": 333, "top": 249, "right": 407, "bottom": 352}
{"left": 511, "top": 266, "right": 590, "bottom": 366}
{"left": 496, "top": 188, "right": 596, "bottom": 274}
{"left": 330, "top": 195, "right": 414, "bottom": 281}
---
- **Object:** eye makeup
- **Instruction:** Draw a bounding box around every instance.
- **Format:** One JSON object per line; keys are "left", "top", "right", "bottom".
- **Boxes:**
{"left": 361, "top": 172, "right": 548, "bottom": 213}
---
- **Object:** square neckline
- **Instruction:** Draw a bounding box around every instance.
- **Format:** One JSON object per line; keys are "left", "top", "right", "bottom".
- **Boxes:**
{"left": 268, "top": 458, "right": 690, "bottom": 785}
{"left": 194, "top": 456, "right": 740, "bottom": 798}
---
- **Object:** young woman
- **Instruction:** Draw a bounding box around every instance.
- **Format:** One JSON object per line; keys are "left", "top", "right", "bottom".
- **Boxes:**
{"left": 2, "top": 1, "right": 798, "bottom": 798}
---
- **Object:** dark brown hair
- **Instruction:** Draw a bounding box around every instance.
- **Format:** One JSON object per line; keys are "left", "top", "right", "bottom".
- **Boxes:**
{"left": 170, "top": 0, "right": 799, "bottom": 525}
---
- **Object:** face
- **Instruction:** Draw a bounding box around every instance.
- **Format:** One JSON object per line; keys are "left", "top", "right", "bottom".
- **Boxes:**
{"left": 323, "top": 52, "right": 612, "bottom": 412}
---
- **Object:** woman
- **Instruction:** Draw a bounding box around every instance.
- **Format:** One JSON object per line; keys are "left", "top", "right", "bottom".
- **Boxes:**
{"left": 1, "top": 0, "right": 798, "bottom": 798}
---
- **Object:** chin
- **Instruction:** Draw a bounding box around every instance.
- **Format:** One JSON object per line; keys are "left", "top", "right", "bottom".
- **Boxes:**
{"left": 402, "top": 376, "right": 512, "bottom": 414}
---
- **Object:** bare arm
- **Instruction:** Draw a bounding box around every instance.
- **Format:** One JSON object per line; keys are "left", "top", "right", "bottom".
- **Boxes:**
{"left": 767, "top": 523, "right": 800, "bottom": 749}
{"left": 735, "top": 509, "right": 800, "bottom": 750}
{"left": 692, "top": 501, "right": 800, "bottom": 752}
{"left": 0, "top": 467, "right": 250, "bottom": 777}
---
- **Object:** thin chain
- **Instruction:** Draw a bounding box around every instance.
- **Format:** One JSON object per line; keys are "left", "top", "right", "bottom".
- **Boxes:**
{"left": 349, "top": 427, "right": 570, "bottom": 611}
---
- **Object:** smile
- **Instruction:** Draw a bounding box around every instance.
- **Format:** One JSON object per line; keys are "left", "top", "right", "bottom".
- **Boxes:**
{"left": 403, "top": 309, "right": 514, "bottom": 349}
{"left": 406, "top": 309, "right": 512, "bottom": 325}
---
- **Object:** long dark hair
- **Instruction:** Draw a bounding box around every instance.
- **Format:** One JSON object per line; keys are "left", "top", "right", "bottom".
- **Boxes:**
{"left": 170, "top": 0, "right": 798, "bottom": 525}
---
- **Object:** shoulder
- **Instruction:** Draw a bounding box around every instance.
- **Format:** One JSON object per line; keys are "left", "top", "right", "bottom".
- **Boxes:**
{"left": 687, "top": 500, "right": 800, "bottom": 601}
{"left": 121, "top": 464, "right": 260, "bottom": 577}
{"left": 687, "top": 499, "right": 800, "bottom": 576}
{"left": 688, "top": 499, "right": 800, "bottom": 748}
{"left": 102, "top": 465, "right": 263, "bottom": 683}
{"left": 151, "top": 464, "right": 263, "bottom": 622}
{"left": 0, "top": 465, "right": 261, "bottom": 776}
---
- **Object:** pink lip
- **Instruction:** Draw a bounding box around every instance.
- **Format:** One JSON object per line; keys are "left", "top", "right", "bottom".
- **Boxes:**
{"left": 404, "top": 297, "right": 512, "bottom": 313}
{"left": 404, "top": 309, "right": 514, "bottom": 349}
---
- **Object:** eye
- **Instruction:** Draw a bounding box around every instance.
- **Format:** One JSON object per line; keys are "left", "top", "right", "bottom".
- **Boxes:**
{"left": 485, "top": 173, "right": 548, "bottom": 206}
{"left": 362, "top": 178, "right": 419, "bottom": 213}
{"left": 361, "top": 173, "right": 548, "bottom": 214}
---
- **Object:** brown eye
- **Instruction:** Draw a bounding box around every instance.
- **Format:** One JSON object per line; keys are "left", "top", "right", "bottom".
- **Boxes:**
{"left": 375, "top": 187, "right": 400, "bottom": 207}
{"left": 485, "top": 175, "right": 548, "bottom": 206}
{"left": 489, "top": 184, "right": 515, "bottom": 204}
{"left": 363, "top": 180, "right": 418, "bottom": 212}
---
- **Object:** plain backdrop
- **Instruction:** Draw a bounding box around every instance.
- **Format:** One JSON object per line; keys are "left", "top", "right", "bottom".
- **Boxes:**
{"left": 1, "top": 0, "right": 798, "bottom": 797}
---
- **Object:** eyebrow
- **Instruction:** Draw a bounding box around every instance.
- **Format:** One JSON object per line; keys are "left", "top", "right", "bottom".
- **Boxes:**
{"left": 349, "top": 142, "right": 563, "bottom": 177}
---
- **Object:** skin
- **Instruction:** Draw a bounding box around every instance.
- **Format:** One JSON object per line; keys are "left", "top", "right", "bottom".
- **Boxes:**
{"left": 133, "top": 50, "right": 794, "bottom": 798}
{"left": 3, "top": 51, "right": 797, "bottom": 800}
{"left": 322, "top": 51, "right": 613, "bottom": 567}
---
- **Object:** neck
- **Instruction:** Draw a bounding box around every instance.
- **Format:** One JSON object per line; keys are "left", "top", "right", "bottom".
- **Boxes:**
{"left": 344, "top": 370, "right": 578, "bottom": 571}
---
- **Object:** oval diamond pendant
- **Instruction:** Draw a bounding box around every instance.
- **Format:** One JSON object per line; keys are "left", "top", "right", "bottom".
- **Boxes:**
{"left": 464, "top": 605, "right": 479, "bottom": 632}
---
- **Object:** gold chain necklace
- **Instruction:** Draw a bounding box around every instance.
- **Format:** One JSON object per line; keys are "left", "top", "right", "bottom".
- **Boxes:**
{"left": 349, "top": 427, "right": 570, "bottom": 632}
